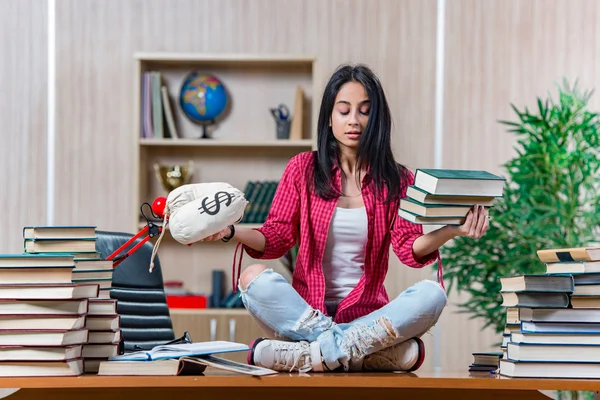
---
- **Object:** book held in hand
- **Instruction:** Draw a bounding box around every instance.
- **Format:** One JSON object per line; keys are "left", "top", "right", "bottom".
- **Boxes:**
{"left": 398, "top": 168, "right": 504, "bottom": 225}
{"left": 413, "top": 169, "right": 505, "bottom": 197}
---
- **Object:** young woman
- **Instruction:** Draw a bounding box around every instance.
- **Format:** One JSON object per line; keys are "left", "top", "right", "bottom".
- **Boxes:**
{"left": 202, "top": 64, "right": 489, "bottom": 373}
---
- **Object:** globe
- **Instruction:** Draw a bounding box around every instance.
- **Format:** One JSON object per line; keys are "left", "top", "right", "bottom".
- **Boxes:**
{"left": 179, "top": 72, "right": 228, "bottom": 138}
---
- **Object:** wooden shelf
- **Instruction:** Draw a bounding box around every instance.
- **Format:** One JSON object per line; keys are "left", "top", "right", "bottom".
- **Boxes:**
{"left": 139, "top": 138, "right": 313, "bottom": 148}
{"left": 134, "top": 52, "right": 316, "bottom": 65}
{"left": 133, "top": 52, "right": 316, "bottom": 294}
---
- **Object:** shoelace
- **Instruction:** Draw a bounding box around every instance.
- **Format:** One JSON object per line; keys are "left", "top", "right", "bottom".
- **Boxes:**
{"left": 342, "top": 321, "right": 396, "bottom": 361}
{"left": 272, "top": 341, "right": 312, "bottom": 372}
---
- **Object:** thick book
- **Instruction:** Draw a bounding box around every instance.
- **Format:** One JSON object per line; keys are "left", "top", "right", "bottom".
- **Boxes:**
{"left": 82, "top": 343, "right": 119, "bottom": 358}
{"left": 471, "top": 352, "right": 502, "bottom": 366}
{"left": 413, "top": 169, "right": 505, "bottom": 197}
{"left": 98, "top": 355, "right": 277, "bottom": 376}
{"left": 85, "top": 315, "right": 120, "bottom": 331}
{"left": 511, "top": 332, "right": 600, "bottom": 346}
{"left": 0, "top": 265, "right": 75, "bottom": 285}
{"left": 88, "top": 299, "right": 117, "bottom": 315}
{"left": 572, "top": 285, "right": 600, "bottom": 296}
{"left": 73, "top": 259, "right": 113, "bottom": 271}
{"left": 0, "top": 299, "right": 89, "bottom": 315}
{"left": 0, "top": 329, "right": 88, "bottom": 346}
{"left": 88, "top": 330, "right": 121, "bottom": 344}
{"left": 545, "top": 260, "right": 600, "bottom": 274}
{"left": 0, "top": 358, "right": 84, "bottom": 376}
{"left": 400, "top": 198, "right": 483, "bottom": 218}
{"left": 406, "top": 185, "right": 496, "bottom": 206}
{"left": 507, "top": 342, "right": 600, "bottom": 363}
{"left": 24, "top": 238, "right": 97, "bottom": 254}
{"left": 0, "top": 254, "right": 74, "bottom": 267}
{"left": 0, "top": 314, "right": 86, "bottom": 330}
{"left": 0, "top": 284, "right": 98, "bottom": 300}
{"left": 0, "top": 345, "right": 82, "bottom": 361}
{"left": 500, "top": 291, "right": 570, "bottom": 308}
{"left": 499, "top": 274, "right": 574, "bottom": 292}
{"left": 23, "top": 226, "right": 96, "bottom": 240}
{"left": 108, "top": 341, "right": 249, "bottom": 362}
{"left": 397, "top": 209, "right": 465, "bottom": 226}
{"left": 537, "top": 247, "right": 600, "bottom": 263}
{"left": 521, "top": 320, "right": 600, "bottom": 334}
{"left": 98, "top": 357, "right": 206, "bottom": 376}
{"left": 72, "top": 269, "right": 113, "bottom": 280}
{"left": 570, "top": 296, "right": 600, "bottom": 308}
{"left": 500, "top": 359, "right": 600, "bottom": 379}
{"left": 519, "top": 307, "right": 600, "bottom": 323}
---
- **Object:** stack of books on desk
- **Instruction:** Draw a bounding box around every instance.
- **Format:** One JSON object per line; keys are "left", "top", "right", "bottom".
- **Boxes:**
{"left": 468, "top": 352, "right": 502, "bottom": 374}
{"left": 499, "top": 245, "right": 600, "bottom": 378}
{"left": 22, "top": 226, "right": 122, "bottom": 374}
{"left": 0, "top": 253, "right": 99, "bottom": 376}
{"left": 398, "top": 169, "right": 505, "bottom": 225}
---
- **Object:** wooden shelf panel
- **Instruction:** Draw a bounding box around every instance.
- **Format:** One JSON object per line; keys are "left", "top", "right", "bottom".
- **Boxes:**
{"left": 135, "top": 52, "right": 316, "bottom": 65}
{"left": 139, "top": 139, "right": 313, "bottom": 148}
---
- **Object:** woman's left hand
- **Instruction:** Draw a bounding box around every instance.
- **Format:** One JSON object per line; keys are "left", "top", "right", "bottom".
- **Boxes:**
{"left": 453, "top": 205, "right": 489, "bottom": 239}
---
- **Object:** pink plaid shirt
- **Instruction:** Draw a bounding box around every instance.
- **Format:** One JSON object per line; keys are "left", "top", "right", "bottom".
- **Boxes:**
{"left": 241, "top": 151, "right": 442, "bottom": 324}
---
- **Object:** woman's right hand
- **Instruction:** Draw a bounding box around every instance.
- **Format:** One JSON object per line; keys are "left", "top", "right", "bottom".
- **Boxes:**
{"left": 199, "top": 226, "right": 232, "bottom": 242}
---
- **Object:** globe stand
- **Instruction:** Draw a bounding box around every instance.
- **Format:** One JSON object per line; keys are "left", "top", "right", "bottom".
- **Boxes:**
{"left": 197, "top": 120, "right": 215, "bottom": 139}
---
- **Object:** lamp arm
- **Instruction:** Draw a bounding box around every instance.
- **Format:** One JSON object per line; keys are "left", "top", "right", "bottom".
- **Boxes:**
{"left": 106, "top": 197, "right": 167, "bottom": 269}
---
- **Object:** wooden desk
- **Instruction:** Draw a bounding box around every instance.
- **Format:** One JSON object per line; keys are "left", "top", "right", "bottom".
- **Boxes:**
{"left": 0, "top": 370, "right": 599, "bottom": 400}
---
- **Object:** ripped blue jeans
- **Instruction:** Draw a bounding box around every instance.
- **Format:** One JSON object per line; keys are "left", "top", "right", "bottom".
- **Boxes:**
{"left": 239, "top": 268, "right": 447, "bottom": 371}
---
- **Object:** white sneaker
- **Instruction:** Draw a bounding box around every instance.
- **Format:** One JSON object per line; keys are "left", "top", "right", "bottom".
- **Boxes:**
{"left": 362, "top": 338, "right": 424, "bottom": 372}
{"left": 248, "top": 338, "right": 325, "bottom": 372}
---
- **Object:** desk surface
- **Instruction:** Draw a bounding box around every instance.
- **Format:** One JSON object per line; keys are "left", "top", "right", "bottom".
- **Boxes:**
{"left": 0, "top": 370, "right": 598, "bottom": 392}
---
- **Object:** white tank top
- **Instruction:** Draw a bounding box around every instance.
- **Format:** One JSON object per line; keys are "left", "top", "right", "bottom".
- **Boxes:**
{"left": 322, "top": 206, "right": 368, "bottom": 306}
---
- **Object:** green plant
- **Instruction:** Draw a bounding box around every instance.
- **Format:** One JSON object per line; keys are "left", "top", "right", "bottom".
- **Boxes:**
{"left": 440, "top": 80, "right": 600, "bottom": 335}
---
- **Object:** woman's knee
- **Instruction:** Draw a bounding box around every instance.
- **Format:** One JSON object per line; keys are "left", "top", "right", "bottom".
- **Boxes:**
{"left": 418, "top": 280, "right": 448, "bottom": 316}
{"left": 240, "top": 263, "right": 268, "bottom": 290}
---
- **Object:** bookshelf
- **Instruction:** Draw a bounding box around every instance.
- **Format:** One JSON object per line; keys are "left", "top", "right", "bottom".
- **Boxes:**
{"left": 131, "top": 53, "right": 317, "bottom": 323}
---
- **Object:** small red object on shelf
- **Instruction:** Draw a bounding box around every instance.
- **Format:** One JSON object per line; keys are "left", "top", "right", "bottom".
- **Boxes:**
{"left": 166, "top": 294, "right": 207, "bottom": 309}
{"left": 106, "top": 197, "right": 168, "bottom": 269}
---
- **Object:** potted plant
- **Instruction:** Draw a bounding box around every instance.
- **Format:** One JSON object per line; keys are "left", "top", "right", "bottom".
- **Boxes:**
{"left": 441, "top": 80, "right": 600, "bottom": 336}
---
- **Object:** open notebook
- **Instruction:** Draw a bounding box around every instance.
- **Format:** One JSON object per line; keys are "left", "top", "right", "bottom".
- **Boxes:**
{"left": 108, "top": 341, "right": 250, "bottom": 361}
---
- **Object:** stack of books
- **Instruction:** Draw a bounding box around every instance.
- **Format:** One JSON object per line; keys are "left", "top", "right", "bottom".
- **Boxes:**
{"left": 398, "top": 169, "right": 505, "bottom": 225}
{"left": 0, "top": 253, "right": 99, "bottom": 376}
{"left": 498, "top": 246, "right": 600, "bottom": 378}
{"left": 239, "top": 180, "right": 279, "bottom": 224}
{"left": 23, "top": 226, "right": 122, "bottom": 374}
{"left": 468, "top": 352, "right": 502, "bottom": 374}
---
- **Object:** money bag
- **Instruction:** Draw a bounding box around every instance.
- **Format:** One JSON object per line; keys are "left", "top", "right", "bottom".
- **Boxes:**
{"left": 148, "top": 182, "right": 248, "bottom": 272}
{"left": 166, "top": 182, "right": 248, "bottom": 245}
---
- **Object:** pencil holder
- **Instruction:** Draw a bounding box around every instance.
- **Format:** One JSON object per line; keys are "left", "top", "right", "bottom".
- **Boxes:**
{"left": 276, "top": 119, "right": 291, "bottom": 139}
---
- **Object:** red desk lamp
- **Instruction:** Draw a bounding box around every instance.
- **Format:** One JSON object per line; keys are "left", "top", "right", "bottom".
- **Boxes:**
{"left": 106, "top": 197, "right": 168, "bottom": 268}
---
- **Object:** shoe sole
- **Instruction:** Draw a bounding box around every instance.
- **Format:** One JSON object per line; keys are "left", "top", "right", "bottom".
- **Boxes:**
{"left": 407, "top": 337, "right": 425, "bottom": 372}
{"left": 248, "top": 337, "right": 267, "bottom": 365}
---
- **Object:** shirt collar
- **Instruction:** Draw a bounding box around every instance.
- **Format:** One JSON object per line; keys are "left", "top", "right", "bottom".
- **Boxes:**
{"left": 331, "top": 163, "right": 372, "bottom": 185}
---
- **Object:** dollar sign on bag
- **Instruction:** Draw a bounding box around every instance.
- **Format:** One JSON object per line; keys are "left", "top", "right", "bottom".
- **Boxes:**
{"left": 198, "top": 191, "right": 233, "bottom": 215}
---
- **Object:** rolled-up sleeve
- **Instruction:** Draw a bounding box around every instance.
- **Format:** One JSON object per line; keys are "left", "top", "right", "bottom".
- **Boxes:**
{"left": 390, "top": 171, "right": 439, "bottom": 268}
{"left": 243, "top": 156, "right": 301, "bottom": 260}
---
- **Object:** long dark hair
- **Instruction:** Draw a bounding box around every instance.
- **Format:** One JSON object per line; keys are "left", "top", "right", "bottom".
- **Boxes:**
{"left": 312, "top": 64, "right": 410, "bottom": 203}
